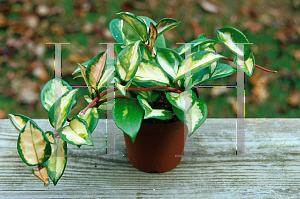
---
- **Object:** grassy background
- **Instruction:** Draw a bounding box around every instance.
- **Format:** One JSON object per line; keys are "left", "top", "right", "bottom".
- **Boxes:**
{"left": 0, "top": 0, "right": 299, "bottom": 119}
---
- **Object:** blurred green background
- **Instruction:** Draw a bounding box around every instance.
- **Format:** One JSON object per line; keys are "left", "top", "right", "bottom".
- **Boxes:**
{"left": 0, "top": 0, "right": 299, "bottom": 119}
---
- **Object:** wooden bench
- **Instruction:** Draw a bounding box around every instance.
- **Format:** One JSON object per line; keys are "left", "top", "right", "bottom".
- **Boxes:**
{"left": 1, "top": 119, "right": 299, "bottom": 198}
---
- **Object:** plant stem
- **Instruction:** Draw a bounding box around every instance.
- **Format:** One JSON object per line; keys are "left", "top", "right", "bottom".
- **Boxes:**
{"left": 80, "top": 96, "right": 100, "bottom": 115}
{"left": 221, "top": 57, "right": 277, "bottom": 73}
{"left": 93, "top": 95, "right": 129, "bottom": 107}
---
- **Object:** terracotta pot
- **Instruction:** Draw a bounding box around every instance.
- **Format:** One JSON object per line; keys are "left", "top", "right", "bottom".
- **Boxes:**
{"left": 123, "top": 119, "right": 187, "bottom": 173}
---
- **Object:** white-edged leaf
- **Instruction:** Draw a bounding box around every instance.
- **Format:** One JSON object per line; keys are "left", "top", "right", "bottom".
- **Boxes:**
{"left": 156, "top": 47, "right": 182, "bottom": 80}
{"left": 40, "top": 78, "right": 75, "bottom": 112}
{"left": 97, "top": 66, "right": 115, "bottom": 89}
{"left": 117, "top": 12, "right": 148, "bottom": 42}
{"left": 8, "top": 113, "right": 38, "bottom": 132}
{"left": 77, "top": 63, "right": 92, "bottom": 95}
{"left": 233, "top": 52, "right": 255, "bottom": 76}
{"left": 133, "top": 60, "right": 170, "bottom": 87}
{"left": 166, "top": 91, "right": 197, "bottom": 112}
{"left": 217, "top": 27, "right": 250, "bottom": 56}
{"left": 86, "top": 51, "right": 107, "bottom": 87}
{"left": 156, "top": 18, "right": 180, "bottom": 38}
{"left": 137, "top": 95, "right": 172, "bottom": 120}
{"left": 47, "top": 137, "right": 67, "bottom": 186}
{"left": 175, "top": 51, "right": 224, "bottom": 82}
{"left": 130, "top": 82, "right": 161, "bottom": 103}
{"left": 60, "top": 117, "right": 93, "bottom": 146}
{"left": 17, "top": 121, "right": 51, "bottom": 166}
{"left": 49, "top": 89, "right": 79, "bottom": 131}
{"left": 114, "top": 77, "right": 133, "bottom": 96}
{"left": 116, "top": 40, "right": 142, "bottom": 82}
{"left": 172, "top": 99, "right": 208, "bottom": 136}
{"left": 78, "top": 107, "right": 99, "bottom": 133}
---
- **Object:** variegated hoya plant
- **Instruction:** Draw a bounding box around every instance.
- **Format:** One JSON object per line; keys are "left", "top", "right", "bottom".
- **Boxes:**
{"left": 8, "top": 12, "right": 276, "bottom": 186}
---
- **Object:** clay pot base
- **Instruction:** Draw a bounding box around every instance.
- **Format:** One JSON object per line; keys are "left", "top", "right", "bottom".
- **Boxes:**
{"left": 123, "top": 120, "right": 187, "bottom": 173}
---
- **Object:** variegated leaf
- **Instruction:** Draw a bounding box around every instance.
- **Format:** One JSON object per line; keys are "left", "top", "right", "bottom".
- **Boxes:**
{"left": 77, "top": 63, "right": 92, "bottom": 95}
{"left": 203, "top": 44, "right": 218, "bottom": 75}
{"left": 217, "top": 27, "right": 250, "bottom": 56}
{"left": 156, "top": 47, "right": 182, "bottom": 80}
{"left": 47, "top": 137, "right": 67, "bottom": 186}
{"left": 113, "top": 98, "right": 144, "bottom": 143}
{"left": 114, "top": 77, "right": 133, "bottom": 96}
{"left": 40, "top": 78, "right": 75, "bottom": 112}
{"left": 116, "top": 40, "right": 142, "bottom": 82}
{"left": 45, "top": 131, "right": 55, "bottom": 144}
{"left": 192, "top": 63, "right": 237, "bottom": 86}
{"left": 137, "top": 95, "right": 172, "bottom": 120}
{"left": 17, "top": 121, "right": 51, "bottom": 166}
{"left": 156, "top": 18, "right": 180, "bottom": 38}
{"left": 49, "top": 89, "right": 79, "bottom": 131}
{"left": 109, "top": 18, "right": 125, "bottom": 44}
{"left": 97, "top": 66, "right": 114, "bottom": 89}
{"left": 84, "top": 95, "right": 114, "bottom": 112}
{"left": 117, "top": 12, "right": 148, "bottom": 42}
{"left": 133, "top": 60, "right": 170, "bottom": 87}
{"left": 233, "top": 52, "right": 255, "bottom": 76}
{"left": 166, "top": 91, "right": 197, "bottom": 112}
{"left": 60, "top": 117, "right": 93, "bottom": 146}
{"left": 175, "top": 38, "right": 217, "bottom": 56}
{"left": 8, "top": 113, "right": 38, "bottom": 132}
{"left": 78, "top": 107, "right": 99, "bottom": 133}
{"left": 139, "top": 16, "right": 166, "bottom": 48}
{"left": 32, "top": 167, "right": 49, "bottom": 185}
{"left": 86, "top": 51, "right": 107, "bottom": 87}
{"left": 172, "top": 98, "right": 208, "bottom": 136}
{"left": 72, "top": 60, "right": 90, "bottom": 76}
{"left": 175, "top": 51, "right": 224, "bottom": 82}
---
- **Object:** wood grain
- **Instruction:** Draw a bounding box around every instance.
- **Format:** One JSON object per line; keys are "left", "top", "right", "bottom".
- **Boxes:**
{"left": 1, "top": 119, "right": 300, "bottom": 198}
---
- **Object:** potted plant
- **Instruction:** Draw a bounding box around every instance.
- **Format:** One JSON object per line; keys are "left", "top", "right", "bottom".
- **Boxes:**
{"left": 8, "top": 12, "right": 276, "bottom": 186}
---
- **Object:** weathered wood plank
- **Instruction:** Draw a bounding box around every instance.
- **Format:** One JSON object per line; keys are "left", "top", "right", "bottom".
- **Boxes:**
{"left": 0, "top": 119, "right": 300, "bottom": 198}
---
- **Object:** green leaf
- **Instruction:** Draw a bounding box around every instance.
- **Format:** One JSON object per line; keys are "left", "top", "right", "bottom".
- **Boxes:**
{"left": 166, "top": 91, "right": 197, "bottom": 112}
{"left": 172, "top": 99, "right": 208, "bottom": 136}
{"left": 113, "top": 98, "right": 144, "bottom": 143}
{"left": 233, "top": 52, "right": 255, "bottom": 76}
{"left": 192, "top": 63, "right": 237, "bottom": 86}
{"left": 77, "top": 107, "right": 99, "bottom": 133}
{"left": 60, "top": 116, "right": 93, "bottom": 146}
{"left": 116, "top": 40, "right": 142, "bottom": 82}
{"left": 175, "top": 51, "right": 224, "bottom": 82}
{"left": 117, "top": 12, "right": 148, "bottom": 42}
{"left": 47, "top": 137, "right": 67, "bottom": 186}
{"left": 156, "top": 18, "right": 180, "bottom": 38}
{"left": 49, "top": 89, "right": 79, "bottom": 131}
{"left": 32, "top": 167, "right": 50, "bottom": 185}
{"left": 139, "top": 16, "right": 166, "bottom": 48}
{"left": 86, "top": 51, "right": 107, "bottom": 87}
{"left": 17, "top": 121, "right": 51, "bottom": 166}
{"left": 156, "top": 47, "right": 182, "bottom": 81}
{"left": 217, "top": 27, "right": 250, "bottom": 56}
{"left": 8, "top": 113, "right": 38, "bottom": 132}
{"left": 137, "top": 95, "right": 172, "bottom": 120}
{"left": 40, "top": 78, "right": 76, "bottom": 112}
{"left": 133, "top": 60, "right": 170, "bottom": 87}
{"left": 109, "top": 18, "right": 126, "bottom": 44}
